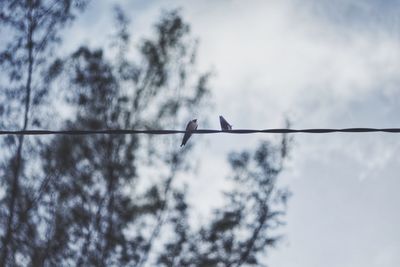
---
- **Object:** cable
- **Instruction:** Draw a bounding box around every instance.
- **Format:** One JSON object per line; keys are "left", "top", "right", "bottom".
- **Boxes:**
{"left": 0, "top": 128, "right": 399, "bottom": 135}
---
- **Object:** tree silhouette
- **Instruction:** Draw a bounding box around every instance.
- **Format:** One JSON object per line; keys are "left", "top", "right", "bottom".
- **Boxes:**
{"left": 156, "top": 139, "right": 291, "bottom": 267}
{"left": 0, "top": 4, "right": 291, "bottom": 267}
{"left": 0, "top": 1, "right": 88, "bottom": 266}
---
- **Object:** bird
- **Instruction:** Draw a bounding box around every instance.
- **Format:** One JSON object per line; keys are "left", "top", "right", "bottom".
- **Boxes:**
{"left": 219, "top": 115, "right": 232, "bottom": 131}
{"left": 181, "top": 119, "right": 198, "bottom": 147}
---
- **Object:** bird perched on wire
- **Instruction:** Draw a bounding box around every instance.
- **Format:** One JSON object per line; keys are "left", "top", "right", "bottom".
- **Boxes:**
{"left": 181, "top": 119, "right": 198, "bottom": 147}
{"left": 219, "top": 115, "right": 232, "bottom": 131}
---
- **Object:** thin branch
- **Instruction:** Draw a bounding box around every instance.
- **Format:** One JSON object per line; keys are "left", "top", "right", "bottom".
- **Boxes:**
{"left": 0, "top": 2, "right": 35, "bottom": 264}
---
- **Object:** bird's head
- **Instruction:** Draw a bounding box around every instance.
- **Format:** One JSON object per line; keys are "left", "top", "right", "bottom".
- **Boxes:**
{"left": 192, "top": 119, "right": 197, "bottom": 123}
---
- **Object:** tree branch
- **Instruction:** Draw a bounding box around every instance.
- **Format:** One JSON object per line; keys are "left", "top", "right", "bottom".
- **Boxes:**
{"left": 0, "top": 2, "right": 35, "bottom": 265}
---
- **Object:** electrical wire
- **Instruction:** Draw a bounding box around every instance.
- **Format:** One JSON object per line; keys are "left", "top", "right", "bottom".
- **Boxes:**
{"left": 0, "top": 128, "right": 399, "bottom": 135}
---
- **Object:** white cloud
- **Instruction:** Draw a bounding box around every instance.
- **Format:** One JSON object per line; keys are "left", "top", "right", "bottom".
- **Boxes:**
{"left": 171, "top": 1, "right": 400, "bottom": 266}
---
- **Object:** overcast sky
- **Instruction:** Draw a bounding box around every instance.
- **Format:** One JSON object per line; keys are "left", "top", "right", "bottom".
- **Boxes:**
{"left": 64, "top": 1, "right": 400, "bottom": 266}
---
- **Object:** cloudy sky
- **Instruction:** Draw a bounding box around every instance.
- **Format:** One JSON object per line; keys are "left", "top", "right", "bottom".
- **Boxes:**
{"left": 64, "top": 1, "right": 400, "bottom": 266}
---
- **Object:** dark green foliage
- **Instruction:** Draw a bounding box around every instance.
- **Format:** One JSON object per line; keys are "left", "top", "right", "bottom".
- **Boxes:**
{"left": 0, "top": 3, "right": 291, "bottom": 267}
{"left": 156, "top": 139, "right": 290, "bottom": 267}
{"left": 0, "top": 1, "right": 88, "bottom": 266}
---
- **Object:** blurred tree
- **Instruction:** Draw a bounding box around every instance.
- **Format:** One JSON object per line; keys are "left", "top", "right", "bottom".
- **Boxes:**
{"left": 0, "top": 1, "right": 88, "bottom": 266}
{"left": 0, "top": 3, "right": 291, "bottom": 267}
{"left": 157, "top": 139, "right": 291, "bottom": 267}
{"left": 36, "top": 8, "right": 211, "bottom": 266}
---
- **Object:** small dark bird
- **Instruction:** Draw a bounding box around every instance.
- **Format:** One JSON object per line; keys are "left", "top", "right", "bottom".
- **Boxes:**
{"left": 219, "top": 115, "right": 232, "bottom": 130}
{"left": 181, "top": 119, "right": 198, "bottom": 147}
